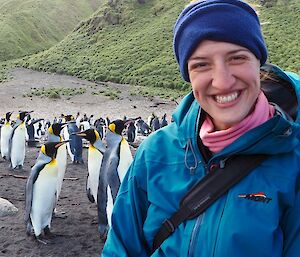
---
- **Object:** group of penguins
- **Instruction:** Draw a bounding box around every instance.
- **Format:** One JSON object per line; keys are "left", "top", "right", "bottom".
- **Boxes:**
{"left": 0, "top": 110, "right": 169, "bottom": 244}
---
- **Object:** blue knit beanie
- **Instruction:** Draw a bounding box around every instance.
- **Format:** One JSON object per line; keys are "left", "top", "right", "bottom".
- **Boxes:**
{"left": 174, "top": 0, "right": 268, "bottom": 82}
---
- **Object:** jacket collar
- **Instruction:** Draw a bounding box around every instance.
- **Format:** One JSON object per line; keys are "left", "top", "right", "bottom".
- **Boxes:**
{"left": 172, "top": 64, "right": 300, "bottom": 157}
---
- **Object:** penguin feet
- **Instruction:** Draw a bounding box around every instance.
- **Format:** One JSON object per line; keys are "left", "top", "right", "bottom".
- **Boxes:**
{"left": 10, "top": 164, "right": 23, "bottom": 171}
{"left": 72, "top": 160, "right": 84, "bottom": 165}
{"left": 52, "top": 211, "right": 68, "bottom": 219}
{"left": 44, "top": 226, "right": 56, "bottom": 239}
{"left": 36, "top": 235, "right": 52, "bottom": 245}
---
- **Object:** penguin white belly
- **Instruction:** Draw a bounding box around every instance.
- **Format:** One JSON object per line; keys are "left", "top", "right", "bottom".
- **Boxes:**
{"left": 11, "top": 124, "right": 27, "bottom": 168}
{"left": 56, "top": 144, "right": 67, "bottom": 200}
{"left": 33, "top": 123, "right": 39, "bottom": 139}
{"left": 106, "top": 185, "right": 113, "bottom": 227}
{"left": 63, "top": 127, "right": 74, "bottom": 161}
{"left": 30, "top": 161, "right": 58, "bottom": 236}
{"left": 87, "top": 146, "right": 103, "bottom": 202}
{"left": 1, "top": 124, "right": 13, "bottom": 158}
{"left": 117, "top": 139, "right": 133, "bottom": 182}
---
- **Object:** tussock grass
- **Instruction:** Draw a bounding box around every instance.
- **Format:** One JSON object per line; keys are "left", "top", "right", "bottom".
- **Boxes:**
{"left": 23, "top": 87, "right": 86, "bottom": 99}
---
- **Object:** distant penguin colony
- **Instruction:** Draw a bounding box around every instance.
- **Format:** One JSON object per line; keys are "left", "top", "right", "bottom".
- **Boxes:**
{"left": 0, "top": 111, "right": 170, "bottom": 243}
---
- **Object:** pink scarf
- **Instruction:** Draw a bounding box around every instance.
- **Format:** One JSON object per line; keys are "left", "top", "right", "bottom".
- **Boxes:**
{"left": 200, "top": 92, "right": 275, "bottom": 153}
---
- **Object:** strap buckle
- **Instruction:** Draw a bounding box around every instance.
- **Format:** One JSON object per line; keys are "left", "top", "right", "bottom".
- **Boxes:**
{"left": 162, "top": 219, "right": 175, "bottom": 233}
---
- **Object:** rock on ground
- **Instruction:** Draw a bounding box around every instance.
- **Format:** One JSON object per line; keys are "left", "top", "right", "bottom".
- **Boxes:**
{"left": 0, "top": 197, "right": 18, "bottom": 217}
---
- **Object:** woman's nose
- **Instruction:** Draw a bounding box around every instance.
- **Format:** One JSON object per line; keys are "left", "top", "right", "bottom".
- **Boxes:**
{"left": 211, "top": 63, "right": 235, "bottom": 90}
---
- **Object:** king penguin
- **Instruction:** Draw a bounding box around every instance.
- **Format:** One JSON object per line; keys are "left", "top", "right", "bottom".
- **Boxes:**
{"left": 97, "top": 119, "right": 133, "bottom": 240}
{"left": 10, "top": 111, "right": 32, "bottom": 170}
{"left": 47, "top": 122, "right": 68, "bottom": 204}
{"left": 25, "top": 141, "right": 67, "bottom": 244}
{"left": 63, "top": 114, "right": 84, "bottom": 164}
{"left": 1, "top": 111, "right": 13, "bottom": 160}
{"left": 75, "top": 129, "right": 106, "bottom": 203}
{"left": 126, "top": 120, "right": 138, "bottom": 143}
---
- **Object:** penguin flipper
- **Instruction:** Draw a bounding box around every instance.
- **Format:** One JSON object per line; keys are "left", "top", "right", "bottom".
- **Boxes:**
{"left": 24, "top": 162, "right": 46, "bottom": 224}
{"left": 7, "top": 126, "right": 17, "bottom": 159}
{"left": 36, "top": 235, "right": 52, "bottom": 245}
{"left": 86, "top": 174, "right": 95, "bottom": 203}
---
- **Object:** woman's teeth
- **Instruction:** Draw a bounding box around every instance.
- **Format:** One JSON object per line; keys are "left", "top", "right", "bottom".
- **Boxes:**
{"left": 215, "top": 92, "right": 238, "bottom": 104}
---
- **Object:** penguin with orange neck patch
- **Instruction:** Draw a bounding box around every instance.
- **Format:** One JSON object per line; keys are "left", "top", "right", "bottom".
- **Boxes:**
{"left": 97, "top": 119, "right": 133, "bottom": 240}
{"left": 25, "top": 141, "right": 68, "bottom": 244}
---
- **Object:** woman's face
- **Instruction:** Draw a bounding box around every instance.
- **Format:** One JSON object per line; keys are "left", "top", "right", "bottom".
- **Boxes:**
{"left": 188, "top": 40, "right": 261, "bottom": 130}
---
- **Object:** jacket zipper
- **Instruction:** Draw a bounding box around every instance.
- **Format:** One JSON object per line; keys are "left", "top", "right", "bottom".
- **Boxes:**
{"left": 212, "top": 194, "right": 229, "bottom": 257}
{"left": 188, "top": 214, "right": 204, "bottom": 257}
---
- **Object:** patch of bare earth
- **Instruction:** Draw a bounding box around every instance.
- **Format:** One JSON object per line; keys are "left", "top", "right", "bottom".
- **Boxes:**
{"left": 0, "top": 68, "right": 178, "bottom": 122}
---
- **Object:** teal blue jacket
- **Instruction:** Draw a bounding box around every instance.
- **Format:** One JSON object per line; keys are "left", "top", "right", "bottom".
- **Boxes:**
{"left": 102, "top": 65, "right": 300, "bottom": 257}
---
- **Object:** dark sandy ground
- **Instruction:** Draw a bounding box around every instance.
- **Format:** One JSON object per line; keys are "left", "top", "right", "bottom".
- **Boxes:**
{"left": 0, "top": 145, "right": 104, "bottom": 257}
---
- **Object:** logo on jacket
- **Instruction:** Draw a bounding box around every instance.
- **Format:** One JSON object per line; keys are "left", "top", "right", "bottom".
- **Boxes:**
{"left": 238, "top": 192, "right": 272, "bottom": 204}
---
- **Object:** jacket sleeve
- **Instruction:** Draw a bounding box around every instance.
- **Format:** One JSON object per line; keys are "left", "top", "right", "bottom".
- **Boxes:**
{"left": 282, "top": 181, "right": 300, "bottom": 257}
{"left": 101, "top": 161, "right": 150, "bottom": 257}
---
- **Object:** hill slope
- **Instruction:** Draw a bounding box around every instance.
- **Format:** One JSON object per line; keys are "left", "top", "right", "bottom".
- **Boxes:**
{"left": 2, "top": 0, "right": 300, "bottom": 93}
{"left": 19, "top": 0, "right": 188, "bottom": 91}
{"left": 0, "top": 0, "right": 100, "bottom": 61}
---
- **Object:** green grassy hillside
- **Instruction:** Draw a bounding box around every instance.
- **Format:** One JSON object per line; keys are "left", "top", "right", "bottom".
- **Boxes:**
{"left": 1, "top": 0, "right": 299, "bottom": 95}
{"left": 260, "top": 3, "right": 300, "bottom": 72}
{"left": 19, "top": 0, "right": 188, "bottom": 90}
{"left": 0, "top": 0, "right": 100, "bottom": 61}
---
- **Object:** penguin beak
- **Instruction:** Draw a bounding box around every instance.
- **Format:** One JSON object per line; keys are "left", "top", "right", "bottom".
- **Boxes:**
{"left": 73, "top": 132, "right": 87, "bottom": 137}
{"left": 61, "top": 123, "right": 68, "bottom": 128}
{"left": 55, "top": 140, "right": 69, "bottom": 148}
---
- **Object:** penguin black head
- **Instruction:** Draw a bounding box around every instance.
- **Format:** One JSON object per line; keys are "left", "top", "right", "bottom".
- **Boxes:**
{"left": 108, "top": 119, "right": 125, "bottom": 135}
{"left": 64, "top": 115, "right": 74, "bottom": 122}
{"left": 49, "top": 122, "right": 67, "bottom": 136}
{"left": 41, "top": 141, "right": 67, "bottom": 159}
{"left": 18, "top": 111, "right": 33, "bottom": 122}
{"left": 76, "top": 129, "right": 100, "bottom": 144}
{"left": 5, "top": 111, "right": 13, "bottom": 121}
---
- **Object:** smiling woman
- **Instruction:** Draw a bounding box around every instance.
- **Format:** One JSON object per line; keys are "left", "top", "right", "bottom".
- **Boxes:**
{"left": 101, "top": 1, "right": 300, "bottom": 257}
{"left": 188, "top": 41, "right": 263, "bottom": 131}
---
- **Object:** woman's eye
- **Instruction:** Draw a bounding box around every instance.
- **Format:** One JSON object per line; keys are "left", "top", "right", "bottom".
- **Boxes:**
{"left": 189, "top": 62, "right": 209, "bottom": 71}
{"left": 197, "top": 62, "right": 208, "bottom": 67}
{"left": 230, "top": 55, "right": 247, "bottom": 62}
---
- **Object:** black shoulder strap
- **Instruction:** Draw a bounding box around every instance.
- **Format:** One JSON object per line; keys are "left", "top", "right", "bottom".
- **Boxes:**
{"left": 152, "top": 154, "right": 268, "bottom": 253}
